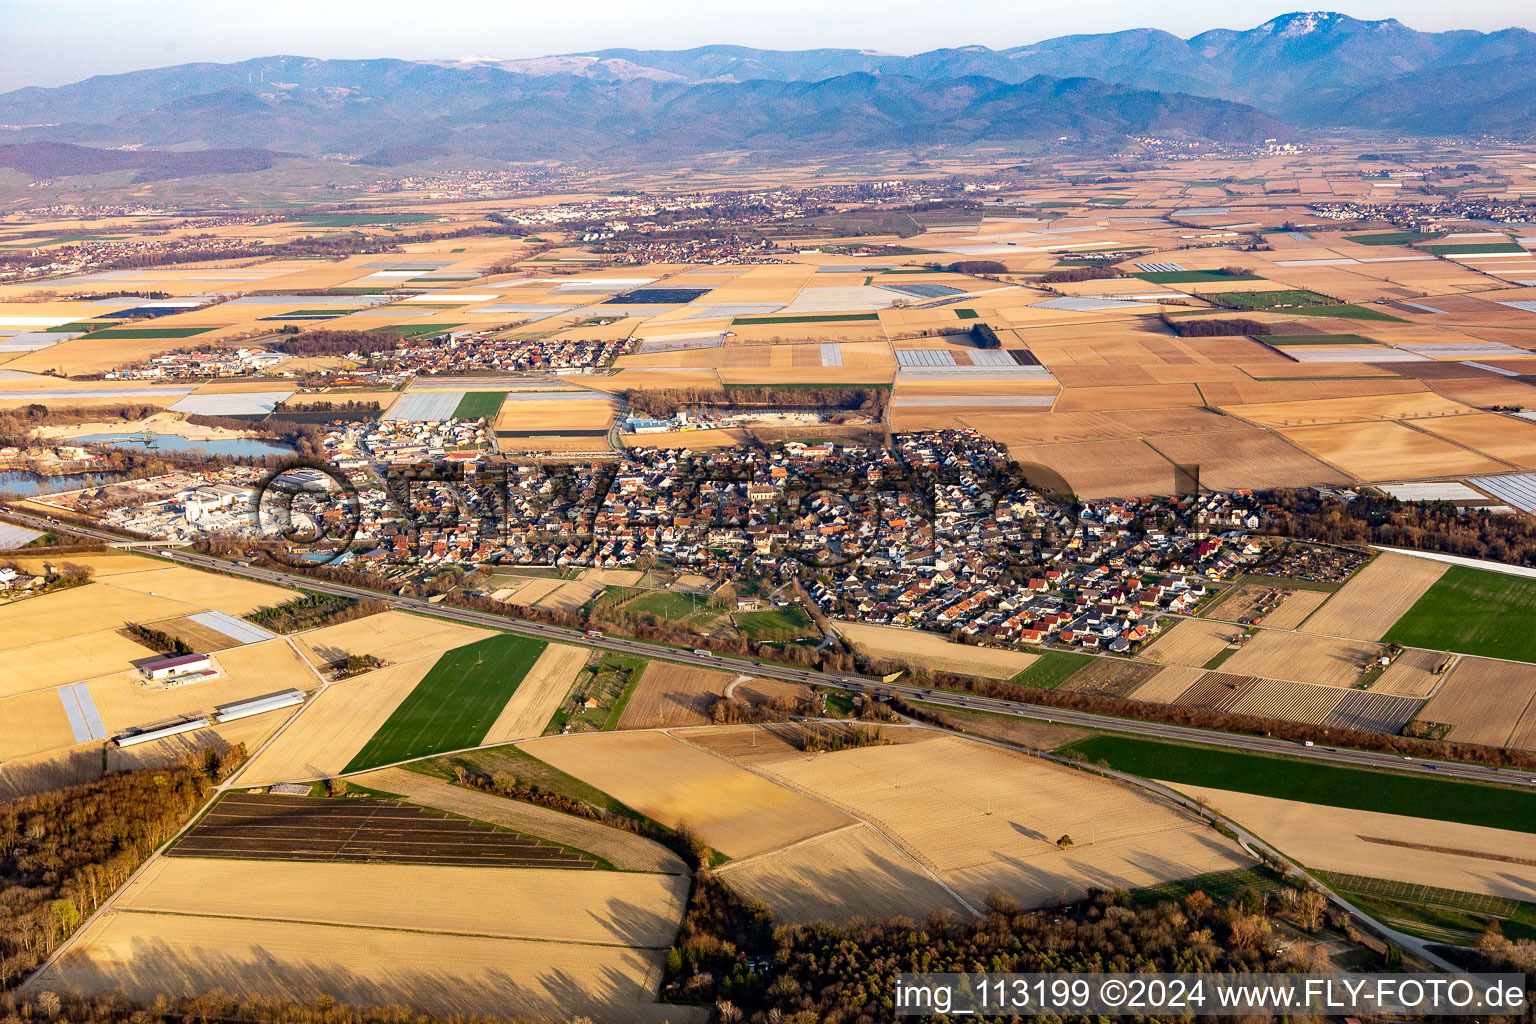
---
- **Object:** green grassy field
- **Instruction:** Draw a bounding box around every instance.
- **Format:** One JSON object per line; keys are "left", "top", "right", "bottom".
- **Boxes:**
{"left": 1384, "top": 565, "right": 1536, "bottom": 662}
{"left": 1127, "top": 866, "right": 1285, "bottom": 908}
{"left": 1344, "top": 231, "right": 1442, "bottom": 246}
{"left": 373, "top": 322, "right": 465, "bottom": 337}
{"left": 1203, "top": 647, "right": 1238, "bottom": 670}
{"left": 1067, "top": 735, "right": 1536, "bottom": 833}
{"left": 82, "top": 327, "right": 213, "bottom": 339}
{"left": 734, "top": 605, "right": 817, "bottom": 641}
{"left": 1006, "top": 650, "right": 1095, "bottom": 689}
{"left": 1134, "top": 270, "right": 1263, "bottom": 284}
{"left": 732, "top": 313, "right": 881, "bottom": 325}
{"left": 625, "top": 589, "right": 708, "bottom": 621}
{"left": 1265, "top": 334, "right": 1380, "bottom": 346}
{"left": 1210, "top": 289, "right": 1333, "bottom": 310}
{"left": 452, "top": 391, "right": 507, "bottom": 419}
{"left": 344, "top": 635, "right": 548, "bottom": 772}
{"left": 954, "top": 308, "right": 979, "bottom": 319}
{"left": 1422, "top": 241, "right": 1524, "bottom": 256}
{"left": 411, "top": 744, "right": 643, "bottom": 819}
{"left": 1315, "top": 871, "right": 1536, "bottom": 944}
{"left": 1292, "top": 304, "right": 1407, "bottom": 322}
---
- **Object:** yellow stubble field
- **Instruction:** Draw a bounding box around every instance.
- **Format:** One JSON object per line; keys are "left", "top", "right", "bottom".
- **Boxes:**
{"left": 756, "top": 733, "right": 1253, "bottom": 906}
{"left": 1417, "top": 657, "right": 1536, "bottom": 749}
{"left": 617, "top": 661, "right": 738, "bottom": 729}
{"left": 718, "top": 823, "right": 969, "bottom": 924}
{"left": 1279, "top": 420, "right": 1509, "bottom": 480}
{"left": 516, "top": 730, "right": 853, "bottom": 859}
{"left": 0, "top": 584, "right": 197, "bottom": 647}
{"left": 34, "top": 915, "right": 690, "bottom": 1024}
{"left": 1219, "top": 632, "right": 1380, "bottom": 687}
{"left": 235, "top": 658, "right": 435, "bottom": 785}
{"left": 1143, "top": 618, "right": 1242, "bottom": 667}
{"left": 1162, "top": 784, "right": 1536, "bottom": 902}
{"left": 119, "top": 857, "right": 689, "bottom": 946}
{"left": 295, "top": 610, "right": 493, "bottom": 669}
{"left": 1299, "top": 552, "right": 1448, "bottom": 641}
{"left": 835, "top": 621, "right": 1037, "bottom": 679}
{"left": 96, "top": 566, "right": 300, "bottom": 616}
{"left": 0, "top": 629, "right": 159, "bottom": 699}
{"left": 479, "top": 642, "right": 588, "bottom": 744}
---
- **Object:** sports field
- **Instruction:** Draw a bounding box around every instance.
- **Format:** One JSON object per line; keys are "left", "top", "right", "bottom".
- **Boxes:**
{"left": 1068, "top": 736, "right": 1536, "bottom": 833}
{"left": 345, "top": 635, "right": 549, "bottom": 771}
{"left": 1383, "top": 565, "right": 1536, "bottom": 663}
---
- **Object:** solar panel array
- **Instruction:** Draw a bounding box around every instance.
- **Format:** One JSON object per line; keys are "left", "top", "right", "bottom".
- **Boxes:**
{"left": 58, "top": 683, "right": 108, "bottom": 744}
{"left": 382, "top": 391, "right": 465, "bottom": 422}
{"left": 892, "top": 396, "right": 1054, "bottom": 408}
{"left": 635, "top": 334, "right": 724, "bottom": 353}
{"left": 970, "top": 349, "right": 1021, "bottom": 365}
{"left": 1401, "top": 342, "right": 1531, "bottom": 359}
{"left": 188, "top": 610, "right": 278, "bottom": 646}
{"left": 895, "top": 350, "right": 958, "bottom": 367}
{"left": 1470, "top": 474, "right": 1536, "bottom": 516}
{"left": 168, "top": 391, "right": 294, "bottom": 416}
{"left": 884, "top": 283, "right": 966, "bottom": 299}
{"left": 1462, "top": 361, "right": 1520, "bottom": 377}
{"left": 1030, "top": 296, "right": 1147, "bottom": 311}
{"left": 1291, "top": 348, "right": 1426, "bottom": 363}
{"left": 0, "top": 522, "right": 44, "bottom": 548}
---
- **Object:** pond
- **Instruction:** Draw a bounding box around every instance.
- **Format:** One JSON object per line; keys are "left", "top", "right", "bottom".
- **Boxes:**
{"left": 72, "top": 432, "right": 295, "bottom": 458}
{"left": 0, "top": 470, "right": 126, "bottom": 496}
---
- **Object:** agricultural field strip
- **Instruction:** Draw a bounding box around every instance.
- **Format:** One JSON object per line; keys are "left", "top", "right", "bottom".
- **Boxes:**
{"left": 171, "top": 793, "right": 594, "bottom": 868}
{"left": 186, "top": 610, "right": 278, "bottom": 645}
{"left": 674, "top": 730, "right": 980, "bottom": 912}
{"left": 115, "top": 857, "right": 686, "bottom": 948}
{"left": 357, "top": 767, "right": 687, "bottom": 874}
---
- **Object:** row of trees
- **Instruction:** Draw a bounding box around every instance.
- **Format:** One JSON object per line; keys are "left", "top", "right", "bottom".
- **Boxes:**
{"left": 1039, "top": 265, "right": 1127, "bottom": 283}
{"left": 672, "top": 880, "right": 1362, "bottom": 1017}
{"left": 1268, "top": 487, "right": 1536, "bottom": 567}
{"left": 626, "top": 386, "right": 886, "bottom": 419}
{"left": 439, "top": 762, "right": 711, "bottom": 869}
{"left": 277, "top": 329, "right": 400, "bottom": 358}
{"left": 968, "top": 323, "right": 1001, "bottom": 349}
{"left": 1160, "top": 314, "right": 1274, "bottom": 337}
{"left": 124, "top": 622, "right": 193, "bottom": 656}
{"left": 246, "top": 594, "right": 388, "bottom": 634}
{"left": 0, "top": 748, "right": 243, "bottom": 987}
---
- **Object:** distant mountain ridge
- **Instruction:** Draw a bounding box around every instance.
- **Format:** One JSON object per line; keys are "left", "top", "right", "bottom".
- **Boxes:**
{"left": 0, "top": 12, "right": 1528, "bottom": 171}
{"left": 559, "top": 13, "right": 1529, "bottom": 127}
{"left": 0, "top": 63, "right": 1290, "bottom": 166}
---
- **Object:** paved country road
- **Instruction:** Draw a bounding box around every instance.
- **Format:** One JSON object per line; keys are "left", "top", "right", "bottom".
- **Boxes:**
{"left": 6, "top": 508, "right": 1536, "bottom": 790}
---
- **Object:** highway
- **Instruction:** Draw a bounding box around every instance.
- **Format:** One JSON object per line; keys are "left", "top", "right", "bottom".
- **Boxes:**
{"left": 7, "top": 507, "right": 1536, "bottom": 790}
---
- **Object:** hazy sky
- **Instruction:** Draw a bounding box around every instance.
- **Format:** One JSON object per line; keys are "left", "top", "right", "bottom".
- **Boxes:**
{"left": 3, "top": 0, "right": 1532, "bottom": 93}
